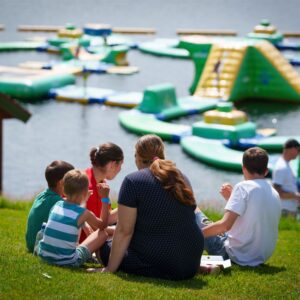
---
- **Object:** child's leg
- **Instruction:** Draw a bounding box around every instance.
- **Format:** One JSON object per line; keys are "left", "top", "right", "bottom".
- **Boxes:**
{"left": 195, "top": 208, "right": 213, "bottom": 229}
{"left": 195, "top": 210, "right": 229, "bottom": 259}
{"left": 108, "top": 208, "right": 118, "bottom": 225}
{"left": 81, "top": 229, "right": 108, "bottom": 254}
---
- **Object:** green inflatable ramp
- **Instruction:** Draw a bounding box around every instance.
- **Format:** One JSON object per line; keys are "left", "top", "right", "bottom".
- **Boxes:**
{"left": 0, "top": 66, "right": 75, "bottom": 102}
{"left": 180, "top": 37, "right": 300, "bottom": 103}
{"left": 138, "top": 83, "right": 218, "bottom": 120}
{"left": 181, "top": 136, "right": 299, "bottom": 174}
{"left": 118, "top": 83, "right": 220, "bottom": 141}
{"left": 256, "top": 136, "right": 300, "bottom": 152}
{"left": 119, "top": 110, "right": 191, "bottom": 142}
{"left": 181, "top": 136, "right": 244, "bottom": 171}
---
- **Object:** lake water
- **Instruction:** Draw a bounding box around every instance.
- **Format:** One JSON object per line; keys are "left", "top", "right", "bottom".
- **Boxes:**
{"left": 1, "top": 0, "right": 300, "bottom": 209}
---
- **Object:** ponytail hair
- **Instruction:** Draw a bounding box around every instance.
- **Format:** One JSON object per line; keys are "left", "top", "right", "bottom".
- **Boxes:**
{"left": 90, "top": 142, "right": 123, "bottom": 168}
{"left": 136, "top": 134, "right": 196, "bottom": 206}
{"left": 150, "top": 159, "right": 196, "bottom": 206}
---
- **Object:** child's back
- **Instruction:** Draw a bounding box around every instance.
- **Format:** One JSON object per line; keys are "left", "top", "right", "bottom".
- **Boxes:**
{"left": 225, "top": 179, "right": 281, "bottom": 266}
{"left": 201, "top": 147, "right": 282, "bottom": 267}
{"left": 26, "top": 189, "right": 63, "bottom": 253}
{"left": 25, "top": 160, "right": 74, "bottom": 253}
{"left": 38, "top": 200, "right": 86, "bottom": 266}
{"left": 37, "top": 169, "right": 110, "bottom": 268}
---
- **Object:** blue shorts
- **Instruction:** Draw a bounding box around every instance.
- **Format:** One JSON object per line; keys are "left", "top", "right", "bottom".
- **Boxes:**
{"left": 71, "top": 245, "right": 91, "bottom": 267}
{"left": 195, "top": 211, "right": 229, "bottom": 260}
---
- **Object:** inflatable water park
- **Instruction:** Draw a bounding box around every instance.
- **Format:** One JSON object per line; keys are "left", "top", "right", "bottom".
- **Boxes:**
{"left": 138, "top": 20, "right": 300, "bottom": 66}
{"left": 179, "top": 36, "right": 300, "bottom": 101}
{"left": 119, "top": 83, "right": 300, "bottom": 173}
{"left": 120, "top": 34, "right": 300, "bottom": 173}
{"left": 1, "top": 21, "right": 300, "bottom": 174}
{"left": 0, "top": 23, "right": 143, "bottom": 104}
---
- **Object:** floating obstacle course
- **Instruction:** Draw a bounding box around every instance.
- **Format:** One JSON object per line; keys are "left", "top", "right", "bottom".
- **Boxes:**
{"left": 118, "top": 82, "right": 300, "bottom": 173}
{"left": 138, "top": 38, "right": 190, "bottom": 59}
{"left": 2, "top": 20, "right": 300, "bottom": 176}
{"left": 179, "top": 37, "right": 300, "bottom": 102}
{"left": 18, "top": 59, "right": 139, "bottom": 75}
{"left": 180, "top": 136, "right": 300, "bottom": 174}
{"left": 191, "top": 102, "right": 258, "bottom": 144}
{"left": 247, "top": 19, "right": 300, "bottom": 50}
{"left": 0, "top": 42, "right": 45, "bottom": 52}
{"left": 138, "top": 20, "right": 300, "bottom": 67}
{"left": 1, "top": 23, "right": 138, "bottom": 67}
{"left": 0, "top": 23, "right": 141, "bottom": 103}
{"left": 18, "top": 24, "right": 156, "bottom": 35}
{"left": 49, "top": 85, "right": 143, "bottom": 107}
{"left": 0, "top": 66, "right": 75, "bottom": 102}
{"left": 247, "top": 19, "right": 283, "bottom": 44}
{"left": 119, "top": 83, "right": 218, "bottom": 142}
{"left": 179, "top": 99, "right": 300, "bottom": 172}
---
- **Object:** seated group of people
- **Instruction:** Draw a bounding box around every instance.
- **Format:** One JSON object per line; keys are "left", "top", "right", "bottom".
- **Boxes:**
{"left": 25, "top": 135, "right": 300, "bottom": 280}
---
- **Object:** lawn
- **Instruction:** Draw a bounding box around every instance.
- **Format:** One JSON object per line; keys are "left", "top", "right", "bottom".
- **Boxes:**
{"left": 0, "top": 198, "right": 299, "bottom": 300}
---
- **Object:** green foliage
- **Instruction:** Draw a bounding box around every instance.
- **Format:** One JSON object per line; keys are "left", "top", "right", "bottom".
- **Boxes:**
{"left": 0, "top": 202, "right": 299, "bottom": 299}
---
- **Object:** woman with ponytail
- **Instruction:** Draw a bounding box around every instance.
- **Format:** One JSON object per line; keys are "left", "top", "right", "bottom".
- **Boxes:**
{"left": 80, "top": 142, "right": 124, "bottom": 242}
{"left": 99, "top": 135, "right": 204, "bottom": 280}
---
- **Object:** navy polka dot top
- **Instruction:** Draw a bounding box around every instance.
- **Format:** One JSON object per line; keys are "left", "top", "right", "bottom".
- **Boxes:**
{"left": 118, "top": 168, "right": 204, "bottom": 280}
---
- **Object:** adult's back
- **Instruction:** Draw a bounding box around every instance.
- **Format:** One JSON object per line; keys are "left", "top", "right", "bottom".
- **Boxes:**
{"left": 119, "top": 168, "right": 203, "bottom": 279}
{"left": 99, "top": 134, "right": 204, "bottom": 280}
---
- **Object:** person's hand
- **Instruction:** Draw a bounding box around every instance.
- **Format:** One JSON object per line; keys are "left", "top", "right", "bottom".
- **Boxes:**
{"left": 105, "top": 225, "right": 116, "bottom": 237}
{"left": 97, "top": 182, "right": 110, "bottom": 198}
{"left": 220, "top": 183, "right": 233, "bottom": 201}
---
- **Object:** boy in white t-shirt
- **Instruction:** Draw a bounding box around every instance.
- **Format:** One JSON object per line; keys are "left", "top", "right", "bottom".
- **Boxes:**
{"left": 272, "top": 139, "right": 300, "bottom": 218}
{"left": 196, "top": 147, "right": 281, "bottom": 266}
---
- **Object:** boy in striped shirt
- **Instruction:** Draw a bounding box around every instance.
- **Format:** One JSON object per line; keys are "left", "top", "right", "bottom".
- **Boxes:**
{"left": 37, "top": 169, "right": 110, "bottom": 267}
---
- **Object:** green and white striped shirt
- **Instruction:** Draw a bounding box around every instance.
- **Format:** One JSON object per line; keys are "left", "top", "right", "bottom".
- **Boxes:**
{"left": 38, "top": 200, "right": 85, "bottom": 265}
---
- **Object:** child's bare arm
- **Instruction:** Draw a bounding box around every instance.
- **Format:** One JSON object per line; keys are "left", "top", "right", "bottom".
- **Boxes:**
{"left": 220, "top": 183, "right": 233, "bottom": 201}
{"left": 97, "top": 182, "right": 111, "bottom": 229}
{"left": 78, "top": 210, "right": 108, "bottom": 231}
{"left": 82, "top": 222, "right": 94, "bottom": 236}
{"left": 78, "top": 183, "right": 111, "bottom": 230}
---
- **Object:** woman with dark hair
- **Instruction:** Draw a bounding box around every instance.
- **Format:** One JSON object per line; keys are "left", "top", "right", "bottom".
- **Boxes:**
{"left": 99, "top": 135, "right": 204, "bottom": 280}
{"left": 80, "top": 142, "right": 124, "bottom": 242}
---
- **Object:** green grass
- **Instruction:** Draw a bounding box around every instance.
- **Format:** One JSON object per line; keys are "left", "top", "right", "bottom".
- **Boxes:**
{"left": 0, "top": 199, "right": 299, "bottom": 300}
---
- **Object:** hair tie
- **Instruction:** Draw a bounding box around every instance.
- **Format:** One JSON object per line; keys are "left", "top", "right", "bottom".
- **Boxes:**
{"left": 95, "top": 147, "right": 100, "bottom": 155}
{"left": 153, "top": 156, "right": 159, "bottom": 161}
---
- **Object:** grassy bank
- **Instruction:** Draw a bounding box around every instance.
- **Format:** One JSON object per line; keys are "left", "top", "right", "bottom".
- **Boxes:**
{"left": 0, "top": 198, "right": 299, "bottom": 299}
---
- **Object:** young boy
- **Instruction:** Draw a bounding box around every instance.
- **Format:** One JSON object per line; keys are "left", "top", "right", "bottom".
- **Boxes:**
{"left": 37, "top": 169, "right": 110, "bottom": 267}
{"left": 26, "top": 160, "right": 74, "bottom": 253}
{"left": 196, "top": 147, "right": 281, "bottom": 266}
